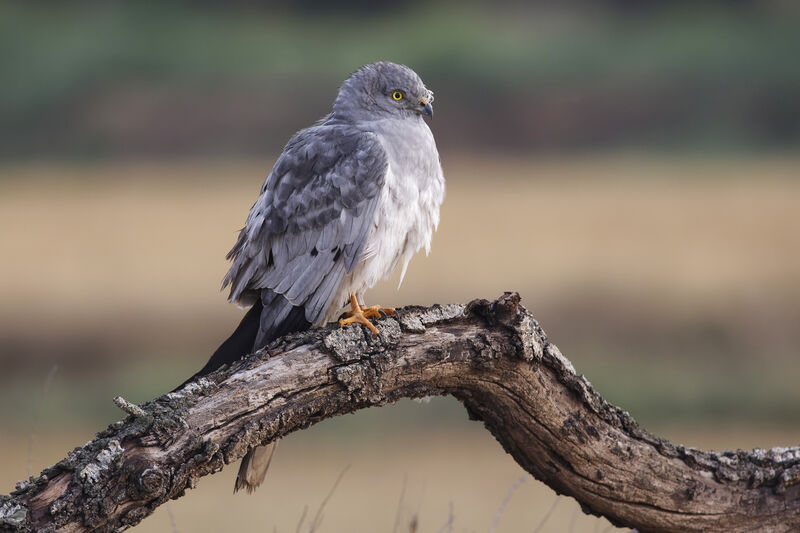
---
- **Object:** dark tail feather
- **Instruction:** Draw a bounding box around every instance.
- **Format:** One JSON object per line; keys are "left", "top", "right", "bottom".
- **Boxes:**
{"left": 174, "top": 299, "right": 263, "bottom": 391}
{"left": 176, "top": 290, "right": 311, "bottom": 392}
{"left": 254, "top": 290, "right": 311, "bottom": 348}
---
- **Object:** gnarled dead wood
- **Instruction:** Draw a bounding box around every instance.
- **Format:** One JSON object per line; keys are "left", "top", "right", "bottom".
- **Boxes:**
{"left": 2, "top": 293, "right": 799, "bottom": 533}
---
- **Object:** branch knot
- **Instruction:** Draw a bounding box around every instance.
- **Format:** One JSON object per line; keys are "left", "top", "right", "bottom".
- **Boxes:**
{"left": 467, "top": 292, "right": 544, "bottom": 363}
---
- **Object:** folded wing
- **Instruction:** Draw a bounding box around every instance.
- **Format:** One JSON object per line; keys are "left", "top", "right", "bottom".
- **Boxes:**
{"left": 223, "top": 123, "right": 388, "bottom": 348}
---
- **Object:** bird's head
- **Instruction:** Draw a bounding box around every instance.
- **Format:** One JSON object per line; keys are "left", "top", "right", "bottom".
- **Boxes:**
{"left": 333, "top": 61, "right": 434, "bottom": 122}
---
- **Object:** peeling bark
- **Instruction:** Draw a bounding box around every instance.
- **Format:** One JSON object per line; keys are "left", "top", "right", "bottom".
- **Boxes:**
{"left": 2, "top": 292, "right": 799, "bottom": 533}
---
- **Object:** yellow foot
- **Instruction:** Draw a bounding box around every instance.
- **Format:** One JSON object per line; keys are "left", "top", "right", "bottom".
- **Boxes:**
{"left": 338, "top": 294, "right": 393, "bottom": 336}
{"left": 339, "top": 309, "right": 379, "bottom": 335}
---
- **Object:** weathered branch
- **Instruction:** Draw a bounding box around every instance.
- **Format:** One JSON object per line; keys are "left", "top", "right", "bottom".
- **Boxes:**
{"left": 2, "top": 293, "right": 799, "bottom": 533}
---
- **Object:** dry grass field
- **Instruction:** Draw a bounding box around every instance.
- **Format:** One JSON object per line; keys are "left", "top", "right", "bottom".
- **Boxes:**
{"left": 2, "top": 155, "right": 800, "bottom": 531}
{"left": 2, "top": 155, "right": 799, "bottom": 353}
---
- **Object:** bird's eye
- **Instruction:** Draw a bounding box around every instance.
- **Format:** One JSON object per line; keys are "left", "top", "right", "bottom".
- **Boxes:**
{"left": 391, "top": 90, "right": 404, "bottom": 101}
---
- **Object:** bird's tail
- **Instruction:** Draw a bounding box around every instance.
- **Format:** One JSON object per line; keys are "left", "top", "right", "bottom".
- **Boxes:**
{"left": 173, "top": 300, "right": 279, "bottom": 494}
{"left": 174, "top": 299, "right": 263, "bottom": 391}
{"left": 175, "top": 295, "right": 310, "bottom": 494}
{"left": 234, "top": 441, "right": 278, "bottom": 493}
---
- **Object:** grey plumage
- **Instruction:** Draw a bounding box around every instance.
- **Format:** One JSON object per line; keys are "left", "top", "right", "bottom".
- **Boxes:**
{"left": 190, "top": 61, "right": 444, "bottom": 493}
{"left": 223, "top": 125, "right": 389, "bottom": 346}
{"left": 222, "top": 61, "right": 443, "bottom": 347}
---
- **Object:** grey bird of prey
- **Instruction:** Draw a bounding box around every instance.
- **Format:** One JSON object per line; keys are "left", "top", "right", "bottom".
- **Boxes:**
{"left": 180, "top": 62, "right": 444, "bottom": 493}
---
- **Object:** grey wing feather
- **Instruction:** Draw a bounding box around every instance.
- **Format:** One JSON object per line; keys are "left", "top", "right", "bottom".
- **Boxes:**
{"left": 223, "top": 122, "right": 388, "bottom": 332}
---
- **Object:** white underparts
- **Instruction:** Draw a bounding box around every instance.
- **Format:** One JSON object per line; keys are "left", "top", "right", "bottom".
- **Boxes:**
{"left": 321, "top": 119, "right": 445, "bottom": 323}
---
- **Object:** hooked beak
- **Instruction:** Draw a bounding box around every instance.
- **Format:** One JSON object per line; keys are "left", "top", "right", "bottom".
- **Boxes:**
{"left": 419, "top": 97, "right": 433, "bottom": 118}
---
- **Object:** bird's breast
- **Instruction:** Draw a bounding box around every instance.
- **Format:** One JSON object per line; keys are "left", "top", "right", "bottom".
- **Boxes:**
{"left": 364, "top": 122, "right": 444, "bottom": 282}
{"left": 322, "top": 121, "right": 444, "bottom": 321}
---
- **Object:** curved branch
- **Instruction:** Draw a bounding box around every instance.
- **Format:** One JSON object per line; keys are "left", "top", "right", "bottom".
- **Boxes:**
{"left": 2, "top": 293, "right": 799, "bottom": 532}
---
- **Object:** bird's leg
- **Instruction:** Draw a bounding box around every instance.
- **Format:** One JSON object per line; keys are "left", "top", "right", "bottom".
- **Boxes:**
{"left": 339, "top": 294, "right": 379, "bottom": 335}
{"left": 340, "top": 294, "right": 364, "bottom": 319}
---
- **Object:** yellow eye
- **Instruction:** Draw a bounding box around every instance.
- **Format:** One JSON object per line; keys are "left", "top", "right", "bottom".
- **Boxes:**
{"left": 391, "top": 90, "right": 404, "bottom": 101}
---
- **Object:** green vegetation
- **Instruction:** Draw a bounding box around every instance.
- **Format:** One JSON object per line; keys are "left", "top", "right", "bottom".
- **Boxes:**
{"left": 2, "top": 2, "right": 799, "bottom": 157}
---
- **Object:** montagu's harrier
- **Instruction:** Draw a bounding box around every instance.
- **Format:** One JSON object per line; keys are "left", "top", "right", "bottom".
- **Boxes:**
{"left": 179, "top": 61, "right": 444, "bottom": 493}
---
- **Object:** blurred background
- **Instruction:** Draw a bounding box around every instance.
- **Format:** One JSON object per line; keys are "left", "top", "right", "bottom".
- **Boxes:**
{"left": 2, "top": 1, "right": 800, "bottom": 531}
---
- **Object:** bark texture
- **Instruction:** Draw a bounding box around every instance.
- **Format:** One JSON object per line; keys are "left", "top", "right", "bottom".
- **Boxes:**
{"left": 2, "top": 293, "right": 799, "bottom": 533}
